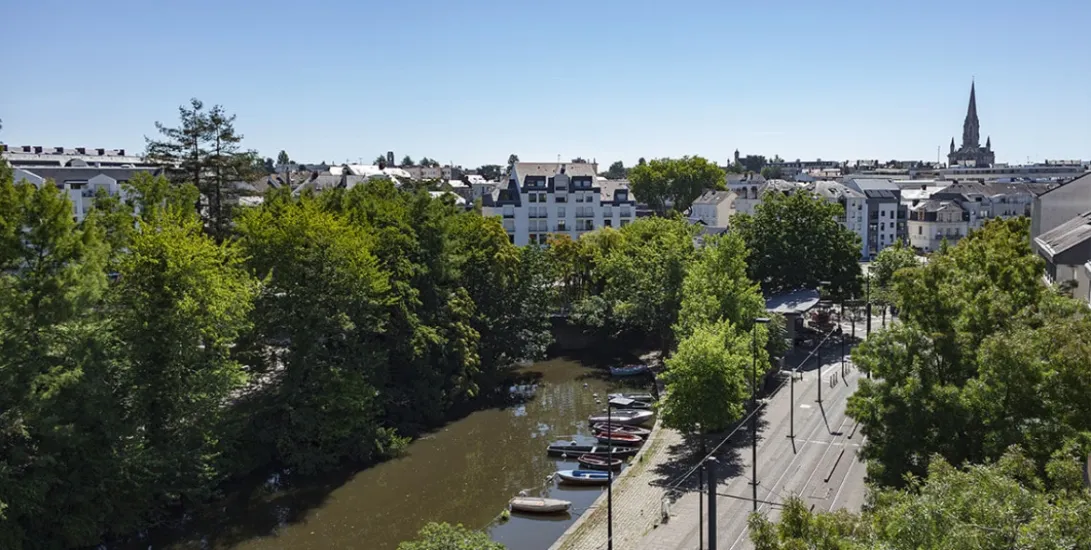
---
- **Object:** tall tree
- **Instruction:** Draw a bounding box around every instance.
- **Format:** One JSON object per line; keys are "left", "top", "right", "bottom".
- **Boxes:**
{"left": 401, "top": 155, "right": 414, "bottom": 166}
{"left": 660, "top": 320, "right": 752, "bottom": 433}
{"left": 675, "top": 233, "right": 766, "bottom": 340}
{"left": 374, "top": 154, "right": 387, "bottom": 165}
{"left": 475, "top": 165, "right": 502, "bottom": 181}
{"left": 277, "top": 150, "right": 290, "bottom": 166}
{"left": 507, "top": 154, "right": 519, "bottom": 166}
{"left": 759, "top": 165, "right": 782, "bottom": 179}
{"left": 870, "top": 241, "right": 918, "bottom": 287}
{"left": 628, "top": 156, "right": 725, "bottom": 215}
{"left": 604, "top": 160, "right": 628, "bottom": 180}
{"left": 145, "top": 99, "right": 255, "bottom": 240}
{"left": 740, "top": 155, "right": 767, "bottom": 173}
{"left": 732, "top": 190, "right": 862, "bottom": 299}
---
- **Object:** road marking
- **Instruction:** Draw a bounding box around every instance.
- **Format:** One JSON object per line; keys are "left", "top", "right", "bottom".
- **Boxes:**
{"left": 799, "top": 404, "right": 812, "bottom": 409}
{"left": 829, "top": 436, "right": 866, "bottom": 512}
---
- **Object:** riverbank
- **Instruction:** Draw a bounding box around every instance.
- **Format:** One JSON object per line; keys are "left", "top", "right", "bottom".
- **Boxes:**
{"left": 547, "top": 417, "right": 682, "bottom": 550}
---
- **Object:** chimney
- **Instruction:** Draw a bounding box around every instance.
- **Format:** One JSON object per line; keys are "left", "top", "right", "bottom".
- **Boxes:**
{"left": 76, "top": 147, "right": 86, "bottom": 154}
{"left": 55, "top": 146, "right": 65, "bottom": 154}
{"left": 96, "top": 148, "right": 105, "bottom": 155}
{"left": 118, "top": 149, "right": 125, "bottom": 156}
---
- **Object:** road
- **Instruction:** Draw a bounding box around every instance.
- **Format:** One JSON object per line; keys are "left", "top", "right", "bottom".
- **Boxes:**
{"left": 636, "top": 343, "right": 868, "bottom": 550}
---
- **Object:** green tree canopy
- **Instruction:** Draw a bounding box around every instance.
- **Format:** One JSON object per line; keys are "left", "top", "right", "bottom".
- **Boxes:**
{"left": 749, "top": 449, "right": 1091, "bottom": 550}
{"left": 277, "top": 150, "right": 290, "bottom": 165}
{"left": 660, "top": 320, "right": 754, "bottom": 433}
{"left": 628, "top": 156, "right": 725, "bottom": 215}
{"left": 604, "top": 160, "right": 628, "bottom": 180}
{"left": 848, "top": 218, "right": 1091, "bottom": 487}
{"left": 475, "top": 165, "right": 502, "bottom": 181}
{"left": 732, "top": 190, "right": 862, "bottom": 299}
{"left": 759, "top": 165, "right": 782, "bottom": 179}
{"left": 397, "top": 522, "right": 505, "bottom": 550}
{"left": 675, "top": 233, "right": 766, "bottom": 340}
{"left": 401, "top": 155, "right": 414, "bottom": 166}
{"left": 870, "top": 240, "right": 918, "bottom": 287}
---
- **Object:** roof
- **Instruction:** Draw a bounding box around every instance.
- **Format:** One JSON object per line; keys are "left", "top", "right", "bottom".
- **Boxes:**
{"left": 760, "top": 179, "right": 801, "bottom": 194}
{"left": 805, "top": 181, "right": 864, "bottom": 200}
{"left": 513, "top": 162, "right": 597, "bottom": 180}
{"left": 912, "top": 200, "right": 963, "bottom": 213}
{"left": 845, "top": 178, "right": 899, "bottom": 192}
{"left": 14, "top": 166, "right": 161, "bottom": 183}
{"left": 765, "top": 289, "right": 821, "bottom": 315}
{"left": 599, "top": 179, "right": 635, "bottom": 203}
{"left": 692, "top": 190, "right": 735, "bottom": 205}
{"left": 900, "top": 186, "right": 950, "bottom": 201}
{"left": 1034, "top": 211, "right": 1091, "bottom": 260}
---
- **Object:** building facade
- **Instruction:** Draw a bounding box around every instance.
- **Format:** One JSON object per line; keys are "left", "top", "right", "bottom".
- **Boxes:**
{"left": 844, "top": 178, "right": 902, "bottom": 258}
{"left": 947, "top": 82, "right": 996, "bottom": 168}
{"left": 12, "top": 166, "right": 162, "bottom": 222}
{"left": 908, "top": 200, "right": 969, "bottom": 252}
{"left": 1033, "top": 211, "right": 1091, "bottom": 299}
{"left": 481, "top": 162, "right": 635, "bottom": 246}
{"left": 689, "top": 190, "right": 737, "bottom": 228}
{"left": 804, "top": 181, "right": 868, "bottom": 259}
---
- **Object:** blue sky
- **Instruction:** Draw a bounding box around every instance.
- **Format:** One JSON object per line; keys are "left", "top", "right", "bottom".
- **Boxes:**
{"left": 5, "top": 0, "right": 1089, "bottom": 168}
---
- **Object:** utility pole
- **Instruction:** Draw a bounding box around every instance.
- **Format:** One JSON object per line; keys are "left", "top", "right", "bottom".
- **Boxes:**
{"left": 707, "top": 457, "right": 718, "bottom": 550}
{"left": 607, "top": 404, "right": 613, "bottom": 550}
{"left": 839, "top": 326, "right": 845, "bottom": 379}
{"left": 789, "top": 366, "right": 795, "bottom": 440}
{"left": 816, "top": 340, "right": 822, "bottom": 403}
{"left": 751, "top": 318, "right": 770, "bottom": 512}
{"left": 699, "top": 465, "right": 704, "bottom": 550}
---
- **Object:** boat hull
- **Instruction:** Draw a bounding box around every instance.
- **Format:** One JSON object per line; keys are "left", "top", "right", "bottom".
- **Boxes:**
{"left": 593, "top": 432, "right": 644, "bottom": 446}
{"left": 556, "top": 469, "right": 611, "bottom": 486}
{"left": 577, "top": 454, "right": 623, "bottom": 471}
{"left": 591, "top": 423, "right": 651, "bottom": 437}
{"left": 510, "top": 497, "right": 572, "bottom": 514}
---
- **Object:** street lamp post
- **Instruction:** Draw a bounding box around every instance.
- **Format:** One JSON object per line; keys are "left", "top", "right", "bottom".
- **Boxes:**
{"left": 816, "top": 337, "right": 822, "bottom": 403}
{"left": 751, "top": 317, "right": 771, "bottom": 512}
{"left": 607, "top": 402, "right": 613, "bottom": 550}
{"left": 838, "top": 326, "right": 845, "bottom": 379}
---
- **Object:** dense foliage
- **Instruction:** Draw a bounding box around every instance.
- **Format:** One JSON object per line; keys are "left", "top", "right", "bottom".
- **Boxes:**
{"left": 869, "top": 240, "right": 918, "bottom": 288}
{"left": 848, "top": 218, "right": 1091, "bottom": 487}
{"left": 749, "top": 449, "right": 1091, "bottom": 549}
{"left": 732, "top": 190, "right": 862, "bottom": 299}
{"left": 628, "top": 156, "right": 725, "bottom": 215}
{"left": 660, "top": 320, "right": 754, "bottom": 433}
{"left": 0, "top": 162, "right": 552, "bottom": 548}
{"left": 397, "top": 522, "right": 505, "bottom": 550}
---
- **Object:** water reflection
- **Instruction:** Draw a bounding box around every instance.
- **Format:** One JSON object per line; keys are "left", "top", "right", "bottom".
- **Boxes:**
{"left": 138, "top": 356, "right": 652, "bottom": 550}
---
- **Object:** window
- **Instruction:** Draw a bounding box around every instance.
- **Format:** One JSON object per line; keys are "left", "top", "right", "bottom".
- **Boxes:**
{"left": 529, "top": 233, "right": 536, "bottom": 243}
{"left": 575, "top": 194, "right": 584, "bottom": 203}
{"left": 528, "top": 194, "right": 537, "bottom": 203}
{"left": 557, "top": 220, "right": 566, "bottom": 231}
{"left": 918, "top": 226, "right": 922, "bottom": 235}
{"left": 604, "top": 219, "right": 612, "bottom": 227}
{"left": 880, "top": 222, "right": 885, "bottom": 230}
{"left": 556, "top": 195, "right": 566, "bottom": 203}
{"left": 880, "top": 210, "right": 885, "bottom": 218}
{"left": 620, "top": 220, "right": 629, "bottom": 227}
{"left": 509, "top": 235, "right": 515, "bottom": 244}
{"left": 557, "top": 207, "right": 566, "bottom": 217}
{"left": 539, "top": 193, "right": 546, "bottom": 202}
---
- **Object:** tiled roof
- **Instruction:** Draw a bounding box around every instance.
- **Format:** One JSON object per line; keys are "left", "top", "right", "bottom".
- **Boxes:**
{"left": 692, "top": 190, "right": 734, "bottom": 205}
{"left": 912, "top": 200, "right": 963, "bottom": 213}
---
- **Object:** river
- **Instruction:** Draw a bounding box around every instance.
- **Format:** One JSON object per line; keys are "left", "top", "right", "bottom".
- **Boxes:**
{"left": 139, "top": 355, "right": 652, "bottom": 550}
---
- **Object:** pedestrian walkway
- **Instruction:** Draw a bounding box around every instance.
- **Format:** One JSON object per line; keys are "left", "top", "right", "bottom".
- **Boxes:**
{"left": 548, "top": 420, "right": 683, "bottom": 550}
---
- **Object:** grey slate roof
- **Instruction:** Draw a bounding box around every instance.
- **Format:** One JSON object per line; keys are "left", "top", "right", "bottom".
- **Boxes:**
{"left": 1036, "top": 172, "right": 1091, "bottom": 198}
{"left": 912, "top": 200, "right": 964, "bottom": 213}
{"left": 1035, "top": 211, "right": 1091, "bottom": 260}
{"left": 513, "top": 162, "right": 597, "bottom": 179}
{"left": 805, "top": 181, "right": 864, "bottom": 200}
{"left": 692, "top": 190, "right": 735, "bottom": 205}
{"left": 845, "top": 178, "right": 899, "bottom": 192}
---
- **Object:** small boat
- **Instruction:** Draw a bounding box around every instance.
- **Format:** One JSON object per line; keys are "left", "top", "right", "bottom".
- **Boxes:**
{"left": 587, "top": 410, "right": 654, "bottom": 426}
{"left": 509, "top": 496, "right": 572, "bottom": 514}
{"left": 608, "top": 396, "right": 653, "bottom": 410}
{"left": 609, "top": 392, "right": 656, "bottom": 402}
{"left": 556, "top": 469, "right": 611, "bottom": 486}
{"left": 591, "top": 423, "right": 651, "bottom": 437}
{"left": 610, "top": 364, "right": 650, "bottom": 377}
{"left": 546, "top": 442, "right": 639, "bottom": 458}
{"left": 594, "top": 432, "right": 644, "bottom": 446}
{"left": 578, "top": 454, "right": 623, "bottom": 471}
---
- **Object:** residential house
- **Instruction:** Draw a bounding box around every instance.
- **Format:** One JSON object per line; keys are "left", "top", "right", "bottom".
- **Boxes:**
{"left": 481, "top": 162, "right": 635, "bottom": 246}
{"left": 804, "top": 181, "right": 868, "bottom": 258}
{"left": 908, "top": 200, "right": 969, "bottom": 252}
{"left": 1033, "top": 211, "right": 1091, "bottom": 299}
{"left": 12, "top": 165, "right": 163, "bottom": 222}
{"left": 1032, "top": 173, "right": 1091, "bottom": 238}
{"left": 689, "top": 190, "right": 737, "bottom": 228}
{"left": 930, "top": 181, "right": 1051, "bottom": 231}
{"left": 726, "top": 172, "right": 766, "bottom": 215}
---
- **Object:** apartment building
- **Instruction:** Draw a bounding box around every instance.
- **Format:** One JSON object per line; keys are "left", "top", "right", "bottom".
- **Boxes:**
{"left": 1033, "top": 211, "right": 1091, "bottom": 299}
{"left": 1032, "top": 173, "right": 1091, "bottom": 238}
{"left": 843, "top": 178, "right": 901, "bottom": 258}
{"left": 481, "top": 162, "right": 635, "bottom": 246}
{"left": 1, "top": 144, "right": 158, "bottom": 169}
{"left": 805, "top": 181, "right": 868, "bottom": 259}
{"left": 11, "top": 165, "right": 162, "bottom": 222}
{"left": 931, "top": 181, "right": 1054, "bottom": 231}
{"left": 908, "top": 200, "right": 969, "bottom": 252}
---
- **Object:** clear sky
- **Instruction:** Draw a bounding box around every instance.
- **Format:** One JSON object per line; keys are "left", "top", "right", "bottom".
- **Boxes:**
{"left": 4, "top": 0, "right": 1089, "bottom": 168}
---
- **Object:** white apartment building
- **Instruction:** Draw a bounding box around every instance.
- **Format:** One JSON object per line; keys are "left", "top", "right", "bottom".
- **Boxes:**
{"left": 908, "top": 200, "right": 969, "bottom": 252}
{"left": 689, "top": 190, "right": 737, "bottom": 228}
{"left": 402, "top": 164, "right": 454, "bottom": 180}
{"left": 481, "top": 162, "right": 635, "bottom": 246}
{"left": 11, "top": 166, "right": 161, "bottom": 222}
{"left": 805, "top": 181, "right": 869, "bottom": 258}
{"left": 726, "top": 173, "right": 766, "bottom": 215}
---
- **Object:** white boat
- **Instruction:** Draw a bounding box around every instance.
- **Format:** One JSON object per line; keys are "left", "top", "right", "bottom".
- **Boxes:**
{"left": 509, "top": 496, "right": 572, "bottom": 514}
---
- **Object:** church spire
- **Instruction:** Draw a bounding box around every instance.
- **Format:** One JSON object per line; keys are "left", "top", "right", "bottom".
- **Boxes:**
{"left": 962, "top": 80, "right": 981, "bottom": 148}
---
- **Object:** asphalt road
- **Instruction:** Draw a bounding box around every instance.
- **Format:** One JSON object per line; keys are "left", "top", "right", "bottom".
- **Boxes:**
{"left": 637, "top": 346, "right": 868, "bottom": 550}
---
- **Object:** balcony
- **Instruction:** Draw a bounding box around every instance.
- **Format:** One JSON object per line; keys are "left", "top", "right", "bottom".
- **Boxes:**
{"left": 529, "top": 211, "right": 548, "bottom": 219}
{"left": 502, "top": 212, "right": 515, "bottom": 218}
{"left": 576, "top": 211, "right": 594, "bottom": 218}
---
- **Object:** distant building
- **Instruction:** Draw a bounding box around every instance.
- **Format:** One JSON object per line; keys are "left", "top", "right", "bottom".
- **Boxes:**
{"left": 931, "top": 181, "right": 1054, "bottom": 230}
{"left": 947, "top": 81, "right": 996, "bottom": 168}
{"left": 481, "top": 162, "right": 636, "bottom": 246}
{"left": 689, "top": 190, "right": 737, "bottom": 228}
{"left": 1, "top": 144, "right": 157, "bottom": 169}
{"left": 12, "top": 165, "right": 162, "bottom": 222}
{"left": 726, "top": 173, "right": 766, "bottom": 215}
{"left": 908, "top": 200, "right": 969, "bottom": 252}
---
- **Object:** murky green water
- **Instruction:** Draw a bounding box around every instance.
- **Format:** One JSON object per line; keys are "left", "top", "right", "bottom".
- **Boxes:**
{"left": 140, "top": 356, "right": 652, "bottom": 550}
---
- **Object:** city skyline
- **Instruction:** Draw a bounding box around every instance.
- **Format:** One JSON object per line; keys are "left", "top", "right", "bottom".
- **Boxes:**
{"left": 4, "top": 0, "right": 1089, "bottom": 167}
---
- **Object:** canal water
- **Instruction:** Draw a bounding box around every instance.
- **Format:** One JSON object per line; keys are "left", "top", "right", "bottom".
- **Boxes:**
{"left": 144, "top": 356, "right": 651, "bottom": 550}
